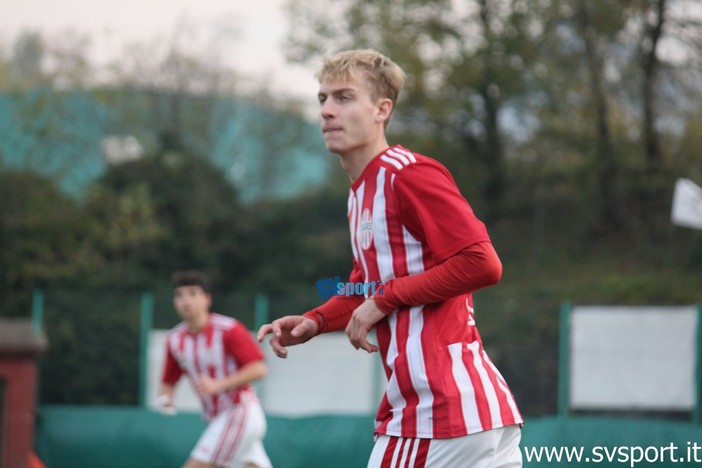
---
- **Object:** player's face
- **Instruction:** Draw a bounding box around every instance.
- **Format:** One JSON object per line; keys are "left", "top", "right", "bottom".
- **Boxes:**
{"left": 173, "top": 285, "right": 210, "bottom": 322}
{"left": 318, "top": 75, "right": 386, "bottom": 157}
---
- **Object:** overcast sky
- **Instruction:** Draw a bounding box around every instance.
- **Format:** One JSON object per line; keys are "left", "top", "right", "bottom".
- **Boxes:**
{"left": 0, "top": 0, "right": 319, "bottom": 101}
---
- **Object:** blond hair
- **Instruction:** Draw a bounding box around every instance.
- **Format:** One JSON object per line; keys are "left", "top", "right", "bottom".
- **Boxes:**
{"left": 315, "top": 49, "right": 406, "bottom": 107}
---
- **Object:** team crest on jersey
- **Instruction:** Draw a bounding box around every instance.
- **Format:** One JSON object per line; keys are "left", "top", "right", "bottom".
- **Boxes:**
{"left": 359, "top": 208, "right": 373, "bottom": 250}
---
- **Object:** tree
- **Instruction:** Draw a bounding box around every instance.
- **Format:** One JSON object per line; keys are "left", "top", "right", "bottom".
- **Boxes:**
{"left": 284, "top": 0, "right": 545, "bottom": 220}
{"left": 639, "top": 0, "right": 667, "bottom": 167}
{"left": 91, "top": 144, "right": 249, "bottom": 288}
{"left": 0, "top": 169, "right": 101, "bottom": 317}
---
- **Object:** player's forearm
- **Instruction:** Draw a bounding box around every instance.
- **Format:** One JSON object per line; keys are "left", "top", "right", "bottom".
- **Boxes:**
{"left": 160, "top": 383, "right": 175, "bottom": 397}
{"left": 218, "top": 360, "right": 267, "bottom": 392}
{"left": 374, "top": 241, "right": 502, "bottom": 313}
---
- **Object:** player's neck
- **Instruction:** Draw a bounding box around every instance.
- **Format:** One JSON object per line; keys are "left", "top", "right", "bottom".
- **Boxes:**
{"left": 339, "top": 138, "right": 389, "bottom": 182}
{"left": 186, "top": 311, "right": 209, "bottom": 333}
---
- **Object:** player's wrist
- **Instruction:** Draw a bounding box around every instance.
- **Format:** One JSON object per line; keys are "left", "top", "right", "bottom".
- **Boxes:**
{"left": 301, "top": 311, "right": 324, "bottom": 335}
{"left": 373, "top": 280, "right": 398, "bottom": 314}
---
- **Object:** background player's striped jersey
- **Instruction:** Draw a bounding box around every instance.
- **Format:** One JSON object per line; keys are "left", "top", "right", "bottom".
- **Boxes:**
{"left": 348, "top": 145, "right": 523, "bottom": 438}
{"left": 162, "top": 313, "right": 263, "bottom": 421}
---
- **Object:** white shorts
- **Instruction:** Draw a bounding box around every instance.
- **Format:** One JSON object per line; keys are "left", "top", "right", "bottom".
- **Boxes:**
{"left": 367, "top": 425, "right": 522, "bottom": 468}
{"left": 191, "top": 400, "right": 272, "bottom": 468}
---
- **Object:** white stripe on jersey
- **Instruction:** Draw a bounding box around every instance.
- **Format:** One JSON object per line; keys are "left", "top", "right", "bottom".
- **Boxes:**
{"left": 397, "top": 437, "right": 412, "bottom": 467}
{"left": 373, "top": 168, "right": 394, "bottom": 283}
{"left": 388, "top": 146, "right": 418, "bottom": 163}
{"left": 468, "top": 341, "right": 503, "bottom": 425}
{"left": 348, "top": 190, "right": 359, "bottom": 266}
{"left": 382, "top": 147, "right": 418, "bottom": 169}
{"left": 384, "top": 312, "right": 406, "bottom": 436}
{"left": 380, "top": 154, "right": 404, "bottom": 170}
{"left": 352, "top": 182, "right": 370, "bottom": 281}
{"left": 406, "top": 306, "right": 434, "bottom": 437}
{"left": 483, "top": 351, "right": 522, "bottom": 422}
{"left": 449, "top": 342, "right": 480, "bottom": 432}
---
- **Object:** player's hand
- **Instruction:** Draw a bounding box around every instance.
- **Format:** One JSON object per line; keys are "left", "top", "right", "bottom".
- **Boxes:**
{"left": 257, "top": 316, "right": 318, "bottom": 359}
{"left": 345, "top": 299, "right": 384, "bottom": 353}
{"left": 195, "top": 374, "right": 221, "bottom": 396}
{"left": 156, "top": 394, "right": 177, "bottom": 415}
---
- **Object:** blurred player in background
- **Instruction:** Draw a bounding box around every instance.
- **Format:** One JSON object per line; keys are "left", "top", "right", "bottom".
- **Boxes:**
{"left": 258, "top": 49, "right": 523, "bottom": 467}
{"left": 160, "top": 270, "right": 271, "bottom": 468}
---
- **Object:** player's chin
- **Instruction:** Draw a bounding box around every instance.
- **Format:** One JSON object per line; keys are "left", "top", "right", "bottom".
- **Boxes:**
{"left": 323, "top": 136, "right": 345, "bottom": 154}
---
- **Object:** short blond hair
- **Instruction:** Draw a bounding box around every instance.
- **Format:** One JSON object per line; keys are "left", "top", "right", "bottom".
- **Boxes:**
{"left": 315, "top": 49, "right": 406, "bottom": 106}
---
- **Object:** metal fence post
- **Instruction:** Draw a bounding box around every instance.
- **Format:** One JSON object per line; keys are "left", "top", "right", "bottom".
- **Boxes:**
{"left": 139, "top": 291, "right": 154, "bottom": 407}
{"left": 558, "top": 301, "right": 572, "bottom": 417}
{"left": 694, "top": 304, "right": 702, "bottom": 424}
{"left": 31, "top": 289, "right": 44, "bottom": 334}
{"left": 254, "top": 294, "right": 269, "bottom": 331}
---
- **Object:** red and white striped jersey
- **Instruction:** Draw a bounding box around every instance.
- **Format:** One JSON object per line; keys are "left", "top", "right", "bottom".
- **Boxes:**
{"left": 348, "top": 145, "right": 523, "bottom": 439}
{"left": 162, "top": 313, "right": 263, "bottom": 421}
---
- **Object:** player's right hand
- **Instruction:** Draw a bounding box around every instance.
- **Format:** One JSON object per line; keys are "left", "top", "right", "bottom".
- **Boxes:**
{"left": 257, "top": 316, "right": 318, "bottom": 359}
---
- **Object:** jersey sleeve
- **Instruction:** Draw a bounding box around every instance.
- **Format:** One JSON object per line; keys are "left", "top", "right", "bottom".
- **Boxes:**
{"left": 224, "top": 322, "right": 265, "bottom": 367}
{"left": 374, "top": 241, "right": 502, "bottom": 313}
{"left": 393, "top": 159, "right": 490, "bottom": 263}
{"left": 161, "top": 339, "right": 183, "bottom": 384}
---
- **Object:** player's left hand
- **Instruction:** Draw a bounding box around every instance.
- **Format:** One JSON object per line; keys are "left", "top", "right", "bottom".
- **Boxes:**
{"left": 195, "top": 374, "right": 221, "bottom": 396}
{"left": 346, "top": 299, "right": 385, "bottom": 353}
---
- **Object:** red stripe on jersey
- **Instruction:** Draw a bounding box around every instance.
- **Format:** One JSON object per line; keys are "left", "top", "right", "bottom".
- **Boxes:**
{"left": 463, "top": 344, "right": 493, "bottom": 431}
{"left": 482, "top": 351, "right": 521, "bottom": 426}
{"left": 360, "top": 170, "right": 382, "bottom": 284}
{"left": 383, "top": 172, "right": 409, "bottom": 283}
{"left": 393, "top": 309, "right": 420, "bottom": 438}
{"left": 418, "top": 306, "right": 454, "bottom": 436}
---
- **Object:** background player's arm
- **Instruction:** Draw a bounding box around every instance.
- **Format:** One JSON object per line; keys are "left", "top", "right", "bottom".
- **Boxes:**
{"left": 195, "top": 360, "right": 267, "bottom": 396}
{"left": 158, "top": 383, "right": 176, "bottom": 409}
{"left": 159, "top": 341, "right": 182, "bottom": 408}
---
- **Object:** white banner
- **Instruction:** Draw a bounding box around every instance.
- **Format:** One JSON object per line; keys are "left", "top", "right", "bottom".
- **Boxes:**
{"left": 569, "top": 306, "right": 698, "bottom": 411}
{"left": 671, "top": 178, "right": 702, "bottom": 230}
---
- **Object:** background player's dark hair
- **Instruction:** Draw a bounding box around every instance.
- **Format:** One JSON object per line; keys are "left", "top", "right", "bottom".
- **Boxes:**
{"left": 171, "top": 270, "right": 211, "bottom": 293}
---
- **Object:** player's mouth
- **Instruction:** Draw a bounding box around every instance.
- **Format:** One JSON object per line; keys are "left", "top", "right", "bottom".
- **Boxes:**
{"left": 323, "top": 126, "right": 342, "bottom": 134}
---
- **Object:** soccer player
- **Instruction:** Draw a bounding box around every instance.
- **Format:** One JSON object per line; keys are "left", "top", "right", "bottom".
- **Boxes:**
{"left": 160, "top": 270, "right": 272, "bottom": 468}
{"left": 258, "top": 49, "right": 523, "bottom": 467}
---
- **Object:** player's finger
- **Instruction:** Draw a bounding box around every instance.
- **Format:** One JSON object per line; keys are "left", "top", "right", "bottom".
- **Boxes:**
{"left": 360, "top": 340, "right": 379, "bottom": 353}
{"left": 257, "top": 324, "right": 273, "bottom": 342}
{"left": 269, "top": 337, "right": 288, "bottom": 359}
{"left": 271, "top": 319, "right": 286, "bottom": 337}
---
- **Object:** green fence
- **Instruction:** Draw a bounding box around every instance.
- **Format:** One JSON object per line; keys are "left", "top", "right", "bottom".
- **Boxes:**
{"left": 35, "top": 407, "right": 702, "bottom": 467}
{"left": 36, "top": 406, "right": 376, "bottom": 468}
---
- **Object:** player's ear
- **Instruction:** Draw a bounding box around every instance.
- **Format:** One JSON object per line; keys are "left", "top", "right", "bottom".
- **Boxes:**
{"left": 375, "top": 98, "right": 393, "bottom": 125}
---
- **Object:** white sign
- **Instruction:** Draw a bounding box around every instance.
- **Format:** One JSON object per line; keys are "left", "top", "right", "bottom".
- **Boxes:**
{"left": 672, "top": 178, "right": 702, "bottom": 230}
{"left": 570, "top": 306, "right": 698, "bottom": 411}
